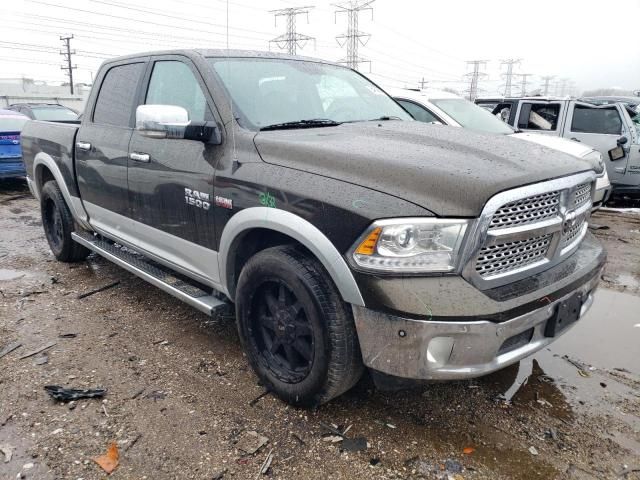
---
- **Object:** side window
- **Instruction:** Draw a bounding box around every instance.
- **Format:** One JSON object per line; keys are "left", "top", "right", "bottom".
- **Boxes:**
{"left": 146, "top": 61, "right": 208, "bottom": 122}
{"left": 518, "top": 103, "right": 561, "bottom": 130}
{"left": 571, "top": 105, "right": 622, "bottom": 135}
{"left": 396, "top": 99, "right": 440, "bottom": 123}
{"left": 491, "top": 102, "right": 513, "bottom": 123}
{"left": 93, "top": 63, "right": 144, "bottom": 127}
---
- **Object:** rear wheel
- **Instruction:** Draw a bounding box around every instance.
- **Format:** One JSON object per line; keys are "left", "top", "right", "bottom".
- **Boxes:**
{"left": 40, "top": 180, "right": 90, "bottom": 262}
{"left": 236, "top": 245, "right": 364, "bottom": 407}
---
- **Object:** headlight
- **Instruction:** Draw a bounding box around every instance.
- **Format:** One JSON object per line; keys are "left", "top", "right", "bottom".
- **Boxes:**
{"left": 350, "top": 218, "right": 469, "bottom": 273}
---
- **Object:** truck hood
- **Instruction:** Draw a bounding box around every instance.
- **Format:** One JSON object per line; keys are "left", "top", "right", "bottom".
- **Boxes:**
{"left": 510, "top": 132, "right": 595, "bottom": 158}
{"left": 254, "top": 121, "right": 593, "bottom": 217}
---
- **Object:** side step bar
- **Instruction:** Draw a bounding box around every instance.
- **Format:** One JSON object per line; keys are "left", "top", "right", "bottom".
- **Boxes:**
{"left": 71, "top": 231, "right": 230, "bottom": 317}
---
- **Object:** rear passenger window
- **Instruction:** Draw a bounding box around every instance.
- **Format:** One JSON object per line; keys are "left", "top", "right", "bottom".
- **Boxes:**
{"left": 571, "top": 105, "right": 622, "bottom": 135}
{"left": 518, "top": 103, "right": 561, "bottom": 131}
{"left": 145, "top": 61, "right": 208, "bottom": 122}
{"left": 93, "top": 63, "right": 144, "bottom": 127}
{"left": 396, "top": 100, "right": 440, "bottom": 123}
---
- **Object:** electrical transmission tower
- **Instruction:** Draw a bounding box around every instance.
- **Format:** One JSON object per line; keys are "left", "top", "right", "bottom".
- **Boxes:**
{"left": 269, "top": 6, "right": 315, "bottom": 56}
{"left": 464, "top": 60, "right": 488, "bottom": 101}
{"left": 419, "top": 77, "right": 428, "bottom": 89}
{"left": 499, "top": 58, "right": 520, "bottom": 97}
{"left": 540, "top": 75, "right": 555, "bottom": 96}
{"left": 517, "top": 73, "right": 533, "bottom": 97}
{"left": 60, "top": 35, "right": 77, "bottom": 95}
{"left": 557, "top": 77, "right": 570, "bottom": 96}
{"left": 334, "top": 0, "right": 375, "bottom": 71}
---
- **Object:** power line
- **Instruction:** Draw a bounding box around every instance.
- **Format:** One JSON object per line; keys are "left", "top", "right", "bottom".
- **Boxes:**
{"left": 540, "top": 75, "right": 555, "bottom": 96}
{"left": 516, "top": 73, "right": 533, "bottom": 97}
{"left": 269, "top": 6, "right": 315, "bottom": 56}
{"left": 464, "top": 60, "right": 488, "bottom": 101}
{"left": 500, "top": 58, "right": 520, "bottom": 97}
{"left": 60, "top": 35, "right": 76, "bottom": 94}
{"left": 334, "top": 0, "right": 374, "bottom": 71}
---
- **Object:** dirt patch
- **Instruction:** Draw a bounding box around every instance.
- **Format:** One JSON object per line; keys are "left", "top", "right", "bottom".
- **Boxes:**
{"left": 1, "top": 182, "right": 639, "bottom": 479}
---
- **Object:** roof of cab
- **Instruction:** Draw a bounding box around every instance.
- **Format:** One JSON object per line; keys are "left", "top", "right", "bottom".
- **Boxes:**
{"left": 101, "top": 49, "right": 341, "bottom": 67}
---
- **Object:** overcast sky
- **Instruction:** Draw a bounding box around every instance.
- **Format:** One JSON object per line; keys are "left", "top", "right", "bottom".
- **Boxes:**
{"left": 3, "top": 0, "right": 640, "bottom": 96}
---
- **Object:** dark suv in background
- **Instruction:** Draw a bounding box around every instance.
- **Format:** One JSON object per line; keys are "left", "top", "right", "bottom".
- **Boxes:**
{"left": 8, "top": 103, "right": 79, "bottom": 123}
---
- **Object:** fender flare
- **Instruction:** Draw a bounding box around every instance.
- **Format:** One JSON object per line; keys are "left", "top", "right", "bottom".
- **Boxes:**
{"left": 33, "top": 152, "right": 90, "bottom": 229}
{"left": 218, "top": 207, "right": 365, "bottom": 307}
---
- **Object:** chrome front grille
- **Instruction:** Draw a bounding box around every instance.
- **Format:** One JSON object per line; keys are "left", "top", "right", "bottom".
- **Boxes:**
{"left": 573, "top": 183, "right": 591, "bottom": 209}
{"left": 464, "top": 172, "right": 596, "bottom": 289}
{"left": 489, "top": 191, "right": 560, "bottom": 230}
{"left": 476, "top": 234, "right": 553, "bottom": 277}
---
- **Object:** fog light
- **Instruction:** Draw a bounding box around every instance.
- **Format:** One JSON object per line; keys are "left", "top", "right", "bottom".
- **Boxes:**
{"left": 426, "top": 337, "right": 454, "bottom": 368}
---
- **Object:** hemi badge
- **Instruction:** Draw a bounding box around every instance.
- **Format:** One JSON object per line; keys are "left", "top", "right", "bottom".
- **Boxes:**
{"left": 215, "top": 195, "right": 233, "bottom": 209}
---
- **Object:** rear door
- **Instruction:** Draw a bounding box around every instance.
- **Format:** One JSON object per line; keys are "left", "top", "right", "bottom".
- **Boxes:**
{"left": 565, "top": 102, "right": 631, "bottom": 184}
{"left": 126, "top": 55, "right": 223, "bottom": 284}
{"left": 514, "top": 100, "right": 565, "bottom": 136}
{"left": 76, "top": 60, "right": 146, "bottom": 223}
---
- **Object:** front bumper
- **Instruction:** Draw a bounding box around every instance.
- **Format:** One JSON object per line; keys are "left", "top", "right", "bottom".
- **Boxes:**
{"left": 352, "top": 235, "right": 605, "bottom": 380}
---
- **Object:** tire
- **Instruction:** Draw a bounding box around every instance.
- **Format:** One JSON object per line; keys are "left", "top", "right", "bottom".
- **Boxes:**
{"left": 236, "top": 245, "right": 364, "bottom": 407}
{"left": 40, "top": 180, "right": 90, "bottom": 262}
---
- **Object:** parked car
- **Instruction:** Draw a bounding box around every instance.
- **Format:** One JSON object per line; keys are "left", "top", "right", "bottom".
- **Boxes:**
{"left": 8, "top": 103, "right": 79, "bottom": 123}
{"left": 21, "top": 50, "right": 605, "bottom": 406}
{"left": 475, "top": 96, "right": 640, "bottom": 199}
{"left": 0, "top": 109, "right": 29, "bottom": 180}
{"left": 389, "top": 88, "right": 611, "bottom": 209}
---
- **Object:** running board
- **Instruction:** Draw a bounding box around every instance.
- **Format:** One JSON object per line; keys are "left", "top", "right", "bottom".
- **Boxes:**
{"left": 71, "top": 231, "right": 230, "bottom": 317}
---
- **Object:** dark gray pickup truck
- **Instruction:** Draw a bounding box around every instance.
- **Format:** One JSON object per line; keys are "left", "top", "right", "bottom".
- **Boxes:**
{"left": 21, "top": 50, "right": 605, "bottom": 406}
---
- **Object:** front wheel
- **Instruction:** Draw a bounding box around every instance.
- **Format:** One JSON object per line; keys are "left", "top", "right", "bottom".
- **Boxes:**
{"left": 40, "top": 180, "right": 90, "bottom": 262}
{"left": 236, "top": 245, "right": 364, "bottom": 407}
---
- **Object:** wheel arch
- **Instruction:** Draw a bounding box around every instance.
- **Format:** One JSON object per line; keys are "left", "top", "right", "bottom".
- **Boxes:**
{"left": 33, "top": 153, "right": 90, "bottom": 229}
{"left": 219, "top": 207, "right": 365, "bottom": 307}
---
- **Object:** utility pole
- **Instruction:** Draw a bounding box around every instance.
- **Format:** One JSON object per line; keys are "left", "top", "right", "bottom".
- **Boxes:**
{"left": 558, "top": 77, "right": 570, "bottom": 96}
{"left": 269, "top": 6, "right": 315, "bottom": 56}
{"left": 334, "top": 0, "right": 375, "bottom": 71}
{"left": 464, "top": 60, "right": 488, "bottom": 101}
{"left": 499, "top": 58, "right": 520, "bottom": 97}
{"left": 540, "top": 75, "right": 555, "bottom": 96}
{"left": 517, "top": 73, "right": 533, "bottom": 97}
{"left": 60, "top": 35, "right": 76, "bottom": 95}
{"left": 419, "top": 77, "right": 428, "bottom": 89}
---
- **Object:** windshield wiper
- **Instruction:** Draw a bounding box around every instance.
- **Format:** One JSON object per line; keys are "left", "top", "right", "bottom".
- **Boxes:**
{"left": 260, "top": 119, "right": 342, "bottom": 131}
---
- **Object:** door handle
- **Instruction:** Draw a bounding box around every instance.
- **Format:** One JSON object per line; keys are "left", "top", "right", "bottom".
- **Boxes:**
{"left": 570, "top": 137, "right": 581, "bottom": 142}
{"left": 76, "top": 141, "right": 91, "bottom": 151}
{"left": 129, "top": 152, "right": 150, "bottom": 163}
{"left": 614, "top": 167, "right": 625, "bottom": 173}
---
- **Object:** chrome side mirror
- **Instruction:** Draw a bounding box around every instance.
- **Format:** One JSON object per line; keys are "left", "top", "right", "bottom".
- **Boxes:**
{"left": 136, "top": 104, "right": 190, "bottom": 139}
{"left": 135, "top": 104, "right": 222, "bottom": 144}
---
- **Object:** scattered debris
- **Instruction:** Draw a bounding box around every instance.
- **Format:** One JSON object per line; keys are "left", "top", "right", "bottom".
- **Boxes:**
{"left": 444, "top": 459, "right": 463, "bottom": 473}
{"left": 44, "top": 385, "right": 106, "bottom": 402}
{"left": 0, "top": 341, "right": 22, "bottom": 359}
{"left": 144, "top": 390, "right": 166, "bottom": 401}
{"left": 93, "top": 442, "right": 119, "bottom": 475}
{"left": 77, "top": 281, "right": 120, "bottom": 300}
{"left": 249, "top": 389, "right": 270, "bottom": 406}
{"left": 257, "top": 449, "right": 274, "bottom": 477}
{"left": 291, "top": 432, "right": 305, "bottom": 445}
{"left": 600, "top": 382, "right": 607, "bottom": 388}
{"left": 0, "top": 444, "right": 14, "bottom": 463}
{"left": 0, "top": 414, "right": 13, "bottom": 427}
{"left": 129, "top": 388, "right": 145, "bottom": 400}
{"left": 322, "top": 435, "right": 343, "bottom": 443}
{"left": 369, "top": 458, "right": 380, "bottom": 466}
{"left": 123, "top": 434, "right": 142, "bottom": 452}
{"left": 528, "top": 446, "right": 539, "bottom": 456}
{"left": 58, "top": 333, "right": 77, "bottom": 339}
{"left": 545, "top": 428, "right": 558, "bottom": 440}
{"left": 19, "top": 341, "right": 56, "bottom": 360}
{"left": 102, "top": 404, "right": 109, "bottom": 417}
{"left": 588, "top": 223, "right": 609, "bottom": 230}
{"left": 34, "top": 354, "right": 49, "bottom": 366}
{"left": 212, "top": 468, "right": 227, "bottom": 480}
{"left": 341, "top": 437, "right": 367, "bottom": 452}
{"left": 318, "top": 421, "right": 346, "bottom": 437}
{"left": 386, "top": 423, "right": 397, "bottom": 429}
{"left": 235, "top": 431, "right": 269, "bottom": 455}
{"left": 462, "top": 447, "right": 475, "bottom": 455}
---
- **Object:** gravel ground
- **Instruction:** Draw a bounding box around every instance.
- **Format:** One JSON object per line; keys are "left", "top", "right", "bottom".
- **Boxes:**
{"left": 1, "top": 179, "right": 639, "bottom": 480}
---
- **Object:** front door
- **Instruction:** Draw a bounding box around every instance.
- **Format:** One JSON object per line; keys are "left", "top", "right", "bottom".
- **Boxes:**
{"left": 565, "top": 102, "right": 631, "bottom": 185}
{"left": 76, "top": 61, "right": 146, "bottom": 223}
{"left": 127, "top": 56, "right": 223, "bottom": 284}
{"left": 514, "top": 100, "right": 565, "bottom": 137}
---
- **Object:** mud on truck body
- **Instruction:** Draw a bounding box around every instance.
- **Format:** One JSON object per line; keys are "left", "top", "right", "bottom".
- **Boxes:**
{"left": 21, "top": 50, "right": 605, "bottom": 406}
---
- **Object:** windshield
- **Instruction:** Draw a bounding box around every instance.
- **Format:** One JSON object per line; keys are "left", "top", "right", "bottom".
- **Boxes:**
{"left": 430, "top": 98, "right": 514, "bottom": 135}
{"left": 0, "top": 116, "right": 28, "bottom": 132}
{"left": 31, "top": 107, "right": 78, "bottom": 121}
{"left": 208, "top": 58, "right": 411, "bottom": 130}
